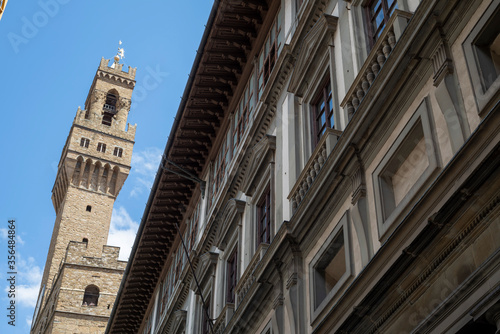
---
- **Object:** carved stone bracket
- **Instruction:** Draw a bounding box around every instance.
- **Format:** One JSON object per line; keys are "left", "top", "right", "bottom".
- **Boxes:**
{"left": 273, "top": 293, "right": 284, "bottom": 309}
{"left": 350, "top": 162, "right": 367, "bottom": 205}
{"left": 431, "top": 30, "right": 470, "bottom": 153}
{"left": 431, "top": 40, "right": 454, "bottom": 87}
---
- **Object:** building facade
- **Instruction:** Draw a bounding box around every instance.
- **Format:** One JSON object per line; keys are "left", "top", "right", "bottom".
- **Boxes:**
{"left": 107, "top": 0, "right": 500, "bottom": 333}
{"left": 31, "top": 56, "right": 137, "bottom": 333}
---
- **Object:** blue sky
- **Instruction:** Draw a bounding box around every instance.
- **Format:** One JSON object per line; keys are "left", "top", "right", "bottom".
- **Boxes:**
{"left": 0, "top": 1, "right": 213, "bottom": 332}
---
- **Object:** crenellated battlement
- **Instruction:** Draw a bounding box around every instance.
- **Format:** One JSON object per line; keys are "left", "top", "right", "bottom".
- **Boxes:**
{"left": 64, "top": 241, "right": 127, "bottom": 270}
{"left": 74, "top": 107, "right": 136, "bottom": 141}
{"left": 98, "top": 57, "right": 137, "bottom": 81}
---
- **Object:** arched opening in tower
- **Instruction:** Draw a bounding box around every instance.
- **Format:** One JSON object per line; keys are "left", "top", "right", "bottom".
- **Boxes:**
{"left": 102, "top": 90, "right": 119, "bottom": 126}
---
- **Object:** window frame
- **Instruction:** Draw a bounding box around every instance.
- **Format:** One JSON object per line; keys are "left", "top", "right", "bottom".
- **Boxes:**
{"left": 257, "top": 186, "right": 271, "bottom": 246}
{"left": 202, "top": 295, "right": 211, "bottom": 334}
{"left": 80, "top": 137, "right": 90, "bottom": 148}
{"left": 364, "top": 0, "right": 398, "bottom": 48}
{"left": 257, "top": 9, "right": 283, "bottom": 98}
{"left": 309, "top": 212, "right": 352, "bottom": 321}
{"left": 82, "top": 285, "right": 99, "bottom": 306}
{"left": 97, "top": 142, "right": 106, "bottom": 153}
{"left": 113, "top": 147, "right": 123, "bottom": 157}
{"left": 226, "top": 247, "right": 238, "bottom": 304}
{"left": 311, "top": 77, "right": 335, "bottom": 148}
{"left": 372, "top": 97, "right": 441, "bottom": 239}
{"left": 463, "top": 0, "right": 500, "bottom": 115}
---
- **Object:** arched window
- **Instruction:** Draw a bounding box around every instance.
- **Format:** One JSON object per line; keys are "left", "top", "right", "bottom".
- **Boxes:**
{"left": 102, "top": 90, "right": 119, "bottom": 126}
{"left": 82, "top": 285, "right": 99, "bottom": 306}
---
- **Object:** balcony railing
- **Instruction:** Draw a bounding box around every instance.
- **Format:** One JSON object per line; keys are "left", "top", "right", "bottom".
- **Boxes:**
{"left": 289, "top": 128, "right": 342, "bottom": 212}
{"left": 212, "top": 303, "right": 234, "bottom": 334}
{"left": 340, "top": 10, "right": 413, "bottom": 120}
{"left": 103, "top": 104, "right": 116, "bottom": 113}
{"left": 235, "top": 243, "right": 269, "bottom": 304}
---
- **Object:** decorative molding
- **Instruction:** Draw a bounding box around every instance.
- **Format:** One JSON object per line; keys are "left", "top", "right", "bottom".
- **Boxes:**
{"left": 190, "top": 252, "right": 218, "bottom": 293}
{"left": 288, "top": 13, "right": 339, "bottom": 96}
{"left": 350, "top": 160, "right": 366, "bottom": 205}
{"left": 273, "top": 293, "right": 284, "bottom": 309}
{"left": 214, "top": 199, "right": 246, "bottom": 250}
{"left": 286, "top": 273, "right": 298, "bottom": 290}
{"left": 431, "top": 40, "right": 453, "bottom": 86}
{"left": 170, "top": 309, "right": 187, "bottom": 334}
{"left": 241, "top": 135, "right": 276, "bottom": 195}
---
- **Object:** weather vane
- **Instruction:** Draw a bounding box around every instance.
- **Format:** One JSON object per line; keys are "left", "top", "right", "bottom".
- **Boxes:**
{"left": 113, "top": 40, "right": 125, "bottom": 65}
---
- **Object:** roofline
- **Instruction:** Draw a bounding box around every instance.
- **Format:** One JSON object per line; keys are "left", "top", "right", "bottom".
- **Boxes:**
{"left": 105, "top": 1, "right": 221, "bottom": 331}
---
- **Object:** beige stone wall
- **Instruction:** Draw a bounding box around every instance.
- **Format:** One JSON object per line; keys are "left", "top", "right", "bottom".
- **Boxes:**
{"left": 57, "top": 265, "right": 124, "bottom": 315}
{"left": 51, "top": 313, "right": 109, "bottom": 334}
{"left": 40, "top": 186, "right": 116, "bottom": 299}
{"left": 33, "top": 243, "right": 126, "bottom": 333}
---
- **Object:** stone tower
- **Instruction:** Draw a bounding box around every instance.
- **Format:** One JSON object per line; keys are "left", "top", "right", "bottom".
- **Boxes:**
{"left": 31, "top": 54, "right": 137, "bottom": 334}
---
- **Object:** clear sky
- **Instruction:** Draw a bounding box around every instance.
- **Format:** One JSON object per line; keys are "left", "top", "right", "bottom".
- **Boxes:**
{"left": 0, "top": 1, "right": 213, "bottom": 332}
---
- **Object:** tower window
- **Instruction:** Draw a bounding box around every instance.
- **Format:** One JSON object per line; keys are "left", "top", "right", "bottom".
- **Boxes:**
{"left": 80, "top": 138, "right": 90, "bottom": 148}
{"left": 102, "top": 91, "right": 118, "bottom": 126}
{"left": 82, "top": 238, "right": 88, "bottom": 244}
{"left": 82, "top": 285, "right": 99, "bottom": 306}
{"left": 86, "top": 205, "right": 92, "bottom": 212}
{"left": 113, "top": 147, "right": 123, "bottom": 157}
{"left": 97, "top": 143, "right": 106, "bottom": 153}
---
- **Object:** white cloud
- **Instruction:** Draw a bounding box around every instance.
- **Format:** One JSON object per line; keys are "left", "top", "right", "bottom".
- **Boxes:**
{"left": 4, "top": 256, "right": 43, "bottom": 308}
{"left": 129, "top": 147, "right": 162, "bottom": 197}
{"left": 107, "top": 206, "right": 140, "bottom": 261}
{"left": 0, "top": 228, "right": 7, "bottom": 239}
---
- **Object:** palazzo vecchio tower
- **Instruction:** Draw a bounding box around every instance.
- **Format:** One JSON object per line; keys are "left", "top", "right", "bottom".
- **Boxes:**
{"left": 31, "top": 49, "right": 137, "bottom": 334}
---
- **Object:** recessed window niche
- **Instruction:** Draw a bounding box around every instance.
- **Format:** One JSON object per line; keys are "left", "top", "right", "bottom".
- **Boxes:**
{"left": 373, "top": 97, "right": 440, "bottom": 238}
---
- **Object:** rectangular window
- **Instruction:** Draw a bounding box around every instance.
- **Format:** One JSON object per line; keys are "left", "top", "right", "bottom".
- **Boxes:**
{"left": 226, "top": 248, "right": 238, "bottom": 303}
{"left": 233, "top": 73, "right": 255, "bottom": 151}
{"left": 188, "top": 200, "right": 201, "bottom": 252}
{"left": 463, "top": 0, "right": 500, "bottom": 113}
{"left": 373, "top": 98, "right": 440, "bottom": 238}
{"left": 202, "top": 296, "right": 211, "bottom": 334}
{"left": 209, "top": 131, "right": 232, "bottom": 209}
{"left": 312, "top": 79, "right": 335, "bottom": 147}
{"left": 366, "top": 0, "right": 398, "bottom": 47}
{"left": 80, "top": 138, "right": 90, "bottom": 148}
{"left": 113, "top": 147, "right": 123, "bottom": 157}
{"left": 309, "top": 213, "right": 352, "bottom": 321}
{"left": 97, "top": 142, "right": 106, "bottom": 153}
{"left": 313, "top": 229, "right": 346, "bottom": 309}
{"left": 257, "top": 187, "right": 271, "bottom": 245}
{"left": 258, "top": 11, "right": 283, "bottom": 97}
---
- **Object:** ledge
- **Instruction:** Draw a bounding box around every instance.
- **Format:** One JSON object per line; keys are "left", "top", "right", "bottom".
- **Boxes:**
{"left": 235, "top": 243, "right": 269, "bottom": 304}
{"left": 289, "top": 128, "right": 342, "bottom": 212}
{"left": 340, "top": 10, "right": 413, "bottom": 119}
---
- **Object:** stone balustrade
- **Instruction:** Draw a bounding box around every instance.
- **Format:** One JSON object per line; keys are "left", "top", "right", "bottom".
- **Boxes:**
{"left": 235, "top": 243, "right": 269, "bottom": 303}
{"left": 289, "top": 128, "right": 342, "bottom": 212}
{"left": 341, "top": 10, "right": 413, "bottom": 120}
{"left": 213, "top": 302, "right": 234, "bottom": 334}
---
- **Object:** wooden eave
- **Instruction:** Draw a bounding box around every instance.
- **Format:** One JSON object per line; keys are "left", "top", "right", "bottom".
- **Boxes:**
{"left": 106, "top": 1, "right": 278, "bottom": 333}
